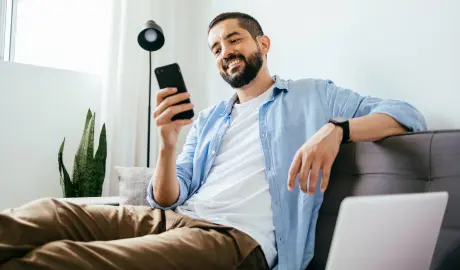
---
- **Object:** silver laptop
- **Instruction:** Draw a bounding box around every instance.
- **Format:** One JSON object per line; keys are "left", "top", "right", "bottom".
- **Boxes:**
{"left": 325, "top": 192, "right": 448, "bottom": 270}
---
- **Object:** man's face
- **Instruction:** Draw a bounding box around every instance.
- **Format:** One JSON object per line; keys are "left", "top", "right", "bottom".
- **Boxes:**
{"left": 208, "top": 19, "right": 264, "bottom": 88}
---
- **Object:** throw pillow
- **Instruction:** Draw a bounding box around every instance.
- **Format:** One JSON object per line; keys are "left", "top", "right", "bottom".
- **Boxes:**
{"left": 113, "top": 166, "right": 154, "bottom": 206}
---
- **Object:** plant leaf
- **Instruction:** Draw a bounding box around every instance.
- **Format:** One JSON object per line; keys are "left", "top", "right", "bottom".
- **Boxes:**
{"left": 92, "top": 123, "right": 107, "bottom": 196}
{"left": 72, "top": 109, "right": 94, "bottom": 197}
{"left": 58, "top": 138, "right": 75, "bottom": 197}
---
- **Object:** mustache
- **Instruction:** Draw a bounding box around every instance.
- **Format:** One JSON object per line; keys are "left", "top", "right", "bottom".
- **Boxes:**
{"left": 223, "top": 54, "right": 245, "bottom": 70}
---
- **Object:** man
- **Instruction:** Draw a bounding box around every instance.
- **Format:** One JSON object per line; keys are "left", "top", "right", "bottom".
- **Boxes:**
{"left": 0, "top": 12, "right": 426, "bottom": 270}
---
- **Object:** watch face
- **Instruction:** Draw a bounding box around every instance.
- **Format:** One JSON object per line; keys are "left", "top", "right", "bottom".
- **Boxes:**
{"left": 331, "top": 117, "right": 348, "bottom": 123}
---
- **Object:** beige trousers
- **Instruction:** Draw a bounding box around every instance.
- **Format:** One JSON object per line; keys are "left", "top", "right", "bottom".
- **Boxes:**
{"left": 0, "top": 198, "right": 269, "bottom": 270}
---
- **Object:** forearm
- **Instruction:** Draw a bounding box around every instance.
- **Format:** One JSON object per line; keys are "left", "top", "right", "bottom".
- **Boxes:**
{"left": 348, "top": 113, "right": 408, "bottom": 142}
{"left": 151, "top": 147, "right": 180, "bottom": 207}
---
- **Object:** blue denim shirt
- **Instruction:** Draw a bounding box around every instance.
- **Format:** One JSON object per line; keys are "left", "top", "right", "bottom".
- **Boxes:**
{"left": 147, "top": 75, "right": 427, "bottom": 270}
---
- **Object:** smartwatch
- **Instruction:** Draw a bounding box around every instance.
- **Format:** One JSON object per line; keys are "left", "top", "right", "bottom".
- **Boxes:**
{"left": 328, "top": 118, "right": 350, "bottom": 143}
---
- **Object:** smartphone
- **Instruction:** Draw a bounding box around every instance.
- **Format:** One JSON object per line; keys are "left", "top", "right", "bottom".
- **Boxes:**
{"left": 154, "top": 63, "right": 194, "bottom": 121}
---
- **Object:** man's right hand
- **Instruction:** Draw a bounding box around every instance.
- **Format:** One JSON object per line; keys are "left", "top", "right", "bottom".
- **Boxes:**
{"left": 153, "top": 87, "right": 194, "bottom": 149}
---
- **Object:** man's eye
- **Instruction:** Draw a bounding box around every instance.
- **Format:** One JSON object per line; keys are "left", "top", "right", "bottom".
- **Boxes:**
{"left": 231, "top": 39, "right": 240, "bottom": 43}
{"left": 214, "top": 49, "right": 221, "bottom": 55}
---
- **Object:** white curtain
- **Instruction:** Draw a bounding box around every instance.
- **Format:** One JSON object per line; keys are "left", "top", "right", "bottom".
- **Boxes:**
{"left": 100, "top": 0, "right": 213, "bottom": 196}
{"left": 101, "top": 0, "right": 167, "bottom": 196}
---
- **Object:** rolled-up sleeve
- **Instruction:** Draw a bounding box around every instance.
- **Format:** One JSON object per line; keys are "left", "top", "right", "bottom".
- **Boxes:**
{"left": 323, "top": 80, "right": 427, "bottom": 132}
{"left": 146, "top": 120, "right": 198, "bottom": 210}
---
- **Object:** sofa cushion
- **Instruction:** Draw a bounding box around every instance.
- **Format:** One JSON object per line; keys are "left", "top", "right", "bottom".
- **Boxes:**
{"left": 114, "top": 166, "right": 153, "bottom": 206}
{"left": 437, "top": 239, "right": 460, "bottom": 270}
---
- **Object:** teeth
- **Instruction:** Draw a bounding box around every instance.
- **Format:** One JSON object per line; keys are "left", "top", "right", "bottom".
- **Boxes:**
{"left": 228, "top": 60, "right": 241, "bottom": 68}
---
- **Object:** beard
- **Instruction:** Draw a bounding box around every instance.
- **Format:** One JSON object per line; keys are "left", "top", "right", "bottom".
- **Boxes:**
{"left": 220, "top": 48, "right": 263, "bottom": 88}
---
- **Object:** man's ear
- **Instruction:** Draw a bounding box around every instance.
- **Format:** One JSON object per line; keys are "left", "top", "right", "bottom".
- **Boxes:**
{"left": 257, "top": 35, "right": 271, "bottom": 55}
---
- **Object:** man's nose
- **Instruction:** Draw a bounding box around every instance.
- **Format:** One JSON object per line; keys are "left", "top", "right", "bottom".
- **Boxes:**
{"left": 221, "top": 44, "right": 235, "bottom": 60}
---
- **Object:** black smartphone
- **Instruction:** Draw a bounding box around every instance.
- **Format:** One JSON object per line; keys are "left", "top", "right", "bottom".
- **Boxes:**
{"left": 154, "top": 63, "right": 194, "bottom": 121}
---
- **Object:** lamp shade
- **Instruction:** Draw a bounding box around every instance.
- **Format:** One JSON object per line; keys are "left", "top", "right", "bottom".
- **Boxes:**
{"left": 137, "top": 20, "right": 165, "bottom": 51}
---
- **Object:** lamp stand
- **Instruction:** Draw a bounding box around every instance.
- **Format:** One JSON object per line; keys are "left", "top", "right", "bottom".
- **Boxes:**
{"left": 147, "top": 51, "right": 152, "bottom": 167}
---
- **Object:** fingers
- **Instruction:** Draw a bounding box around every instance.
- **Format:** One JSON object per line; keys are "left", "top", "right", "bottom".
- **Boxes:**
{"left": 298, "top": 155, "right": 312, "bottom": 193}
{"left": 155, "top": 103, "right": 194, "bottom": 126}
{"left": 320, "top": 162, "right": 332, "bottom": 192}
{"left": 156, "top": 87, "right": 177, "bottom": 106}
{"left": 173, "top": 118, "right": 193, "bottom": 127}
{"left": 288, "top": 152, "right": 332, "bottom": 194}
{"left": 154, "top": 92, "right": 191, "bottom": 118}
{"left": 287, "top": 152, "right": 302, "bottom": 191}
{"left": 308, "top": 159, "right": 322, "bottom": 195}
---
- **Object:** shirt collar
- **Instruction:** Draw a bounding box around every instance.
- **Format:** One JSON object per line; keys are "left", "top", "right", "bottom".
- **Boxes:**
{"left": 220, "top": 74, "right": 289, "bottom": 117}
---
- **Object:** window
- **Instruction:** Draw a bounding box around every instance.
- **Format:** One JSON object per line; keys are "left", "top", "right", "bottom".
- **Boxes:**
{"left": 1, "top": 0, "right": 112, "bottom": 75}
{"left": 0, "top": 0, "right": 13, "bottom": 61}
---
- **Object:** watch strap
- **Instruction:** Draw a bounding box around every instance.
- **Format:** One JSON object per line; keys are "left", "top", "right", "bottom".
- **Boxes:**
{"left": 329, "top": 119, "right": 350, "bottom": 143}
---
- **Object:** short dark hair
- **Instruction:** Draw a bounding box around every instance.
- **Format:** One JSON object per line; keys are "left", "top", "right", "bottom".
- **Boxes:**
{"left": 208, "top": 12, "right": 264, "bottom": 40}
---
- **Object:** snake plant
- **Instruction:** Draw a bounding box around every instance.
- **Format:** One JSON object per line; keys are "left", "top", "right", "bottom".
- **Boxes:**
{"left": 58, "top": 109, "right": 107, "bottom": 197}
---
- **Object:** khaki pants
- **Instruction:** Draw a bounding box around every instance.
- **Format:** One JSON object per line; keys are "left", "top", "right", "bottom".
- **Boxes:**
{"left": 0, "top": 198, "right": 269, "bottom": 270}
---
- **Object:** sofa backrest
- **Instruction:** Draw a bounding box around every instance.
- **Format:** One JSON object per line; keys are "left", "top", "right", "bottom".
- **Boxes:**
{"left": 307, "top": 130, "right": 460, "bottom": 270}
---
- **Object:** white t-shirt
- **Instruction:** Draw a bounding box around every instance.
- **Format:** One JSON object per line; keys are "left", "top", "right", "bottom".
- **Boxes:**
{"left": 175, "top": 85, "right": 277, "bottom": 268}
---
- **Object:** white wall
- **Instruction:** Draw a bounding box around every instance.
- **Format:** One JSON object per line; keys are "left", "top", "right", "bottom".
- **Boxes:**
{"left": 208, "top": 0, "right": 460, "bottom": 129}
{"left": 0, "top": 61, "right": 102, "bottom": 209}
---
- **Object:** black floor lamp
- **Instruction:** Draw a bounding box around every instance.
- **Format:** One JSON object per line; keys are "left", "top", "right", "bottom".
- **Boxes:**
{"left": 137, "top": 20, "right": 165, "bottom": 167}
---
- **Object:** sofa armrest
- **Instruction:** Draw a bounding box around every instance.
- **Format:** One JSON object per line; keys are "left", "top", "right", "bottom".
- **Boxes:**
{"left": 59, "top": 196, "right": 120, "bottom": 206}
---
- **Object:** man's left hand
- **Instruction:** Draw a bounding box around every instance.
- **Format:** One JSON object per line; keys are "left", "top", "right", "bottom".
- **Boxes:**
{"left": 287, "top": 123, "right": 343, "bottom": 194}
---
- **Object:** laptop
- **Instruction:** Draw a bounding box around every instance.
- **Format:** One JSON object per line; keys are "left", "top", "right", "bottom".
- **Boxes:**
{"left": 325, "top": 192, "right": 448, "bottom": 270}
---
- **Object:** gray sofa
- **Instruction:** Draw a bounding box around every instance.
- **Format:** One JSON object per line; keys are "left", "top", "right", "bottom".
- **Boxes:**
{"left": 307, "top": 130, "right": 460, "bottom": 270}
{"left": 92, "top": 130, "right": 460, "bottom": 269}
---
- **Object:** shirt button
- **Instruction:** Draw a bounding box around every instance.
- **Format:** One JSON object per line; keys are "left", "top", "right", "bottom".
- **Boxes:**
{"left": 261, "top": 133, "right": 265, "bottom": 138}
{"left": 211, "top": 150, "right": 216, "bottom": 155}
